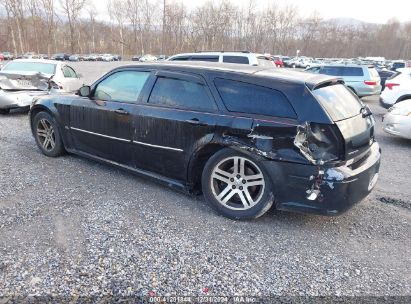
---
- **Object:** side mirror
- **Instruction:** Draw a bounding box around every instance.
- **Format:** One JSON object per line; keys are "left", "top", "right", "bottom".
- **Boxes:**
{"left": 78, "top": 85, "right": 91, "bottom": 97}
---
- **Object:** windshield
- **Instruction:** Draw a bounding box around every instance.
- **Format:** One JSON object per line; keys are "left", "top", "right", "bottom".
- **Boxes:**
{"left": 312, "top": 84, "right": 363, "bottom": 121}
{"left": 2, "top": 62, "right": 56, "bottom": 74}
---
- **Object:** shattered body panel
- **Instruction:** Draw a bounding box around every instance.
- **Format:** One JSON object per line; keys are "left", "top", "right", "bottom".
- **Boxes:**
{"left": 29, "top": 62, "right": 381, "bottom": 215}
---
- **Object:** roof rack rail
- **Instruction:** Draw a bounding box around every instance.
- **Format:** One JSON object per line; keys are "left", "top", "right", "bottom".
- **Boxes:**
{"left": 194, "top": 50, "right": 251, "bottom": 53}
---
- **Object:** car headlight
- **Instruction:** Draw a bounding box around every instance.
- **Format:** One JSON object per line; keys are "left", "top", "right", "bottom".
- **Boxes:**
{"left": 390, "top": 107, "right": 411, "bottom": 116}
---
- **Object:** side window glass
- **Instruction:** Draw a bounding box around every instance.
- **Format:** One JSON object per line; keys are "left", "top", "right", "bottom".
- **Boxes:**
{"left": 148, "top": 77, "right": 216, "bottom": 112}
{"left": 62, "top": 66, "right": 77, "bottom": 78}
{"left": 223, "top": 56, "right": 249, "bottom": 64}
{"left": 170, "top": 56, "right": 189, "bottom": 61}
{"left": 214, "top": 78, "right": 296, "bottom": 118}
{"left": 190, "top": 56, "right": 219, "bottom": 62}
{"left": 93, "top": 71, "right": 150, "bottom": 103}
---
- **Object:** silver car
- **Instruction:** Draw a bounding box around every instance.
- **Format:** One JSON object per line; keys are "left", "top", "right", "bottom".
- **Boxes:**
{"left": 383, "top": 99, "right": 411, "bottom": 140}
{"left": 305, "top": 64, "right": 382, "bottom": 97}
{"left": 0, "top": 59, "right": 83, "bottom": 114}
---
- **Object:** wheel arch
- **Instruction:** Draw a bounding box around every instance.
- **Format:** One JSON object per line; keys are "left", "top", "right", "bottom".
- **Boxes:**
{"left": 187, "top": 143, "right": 226, "bottom": 193}
{"left": 396, "top": 94, "right": 411, "bottom": 104}
{"left": 30, "top": 104, "right": 68, "bottom": 150}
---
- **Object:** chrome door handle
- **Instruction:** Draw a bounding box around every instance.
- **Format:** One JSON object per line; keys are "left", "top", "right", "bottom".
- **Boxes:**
{"left": 185, "top": 118, "right": 207, "bottom": 126}
{"left": 114, "top": 109, "right": 129, "bottom": 115}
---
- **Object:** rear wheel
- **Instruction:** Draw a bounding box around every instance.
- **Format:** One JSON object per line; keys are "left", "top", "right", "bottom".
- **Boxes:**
{"left": 202, "top": 149, "right": 274, "bottom": 220}
{"left": 0, "top": 109, "right": 10, "bottom": 115}
{"left": 32, "top": 112, "right": 65, "bottom": 157}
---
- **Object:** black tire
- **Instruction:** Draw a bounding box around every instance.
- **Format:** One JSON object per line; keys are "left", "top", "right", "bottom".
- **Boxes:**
{"left": 0, "top": 108, "right": 10, "bottom": 114}
{"left": 32, "top": 111, "right": 65, "bottom": 157}
{"left": 202, "top": 148, "right": 274, "bottom": 220}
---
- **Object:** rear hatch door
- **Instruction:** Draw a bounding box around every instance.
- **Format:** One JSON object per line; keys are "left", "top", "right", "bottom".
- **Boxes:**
{"left": 312, "top": 83, "right": 375, "bottom": 160}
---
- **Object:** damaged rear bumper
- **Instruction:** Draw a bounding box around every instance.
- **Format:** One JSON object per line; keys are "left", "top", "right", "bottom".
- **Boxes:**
{"left": 0, "top": 90, "right": 48, "bottom": 109}
{"left": 264, "top": 142, "right": 381, "bottom": 215}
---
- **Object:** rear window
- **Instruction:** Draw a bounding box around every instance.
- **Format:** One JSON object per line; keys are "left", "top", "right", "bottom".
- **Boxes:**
{"left": 222, "top": 56, "right": 249, "bottom": 64}
{"left": 312, "top": 84, "right": 363, "bottom": 121}
{"left": 368, "top": 68, "right": 379, "bottom": 78}
{"left": 214, "top": 78, "right": 296, "bottom": 118}
{"left": 2, "top": 62, "right": 56, "bottom": 74}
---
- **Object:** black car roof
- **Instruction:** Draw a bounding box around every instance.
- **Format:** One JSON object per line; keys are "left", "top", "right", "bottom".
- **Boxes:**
{"left": 114, "top": 61, "right": 341, "bottom": 90}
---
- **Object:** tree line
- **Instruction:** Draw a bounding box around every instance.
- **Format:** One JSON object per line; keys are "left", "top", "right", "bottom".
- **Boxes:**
{"left": 0, "top": 0, "right": 410, "bottom": 59}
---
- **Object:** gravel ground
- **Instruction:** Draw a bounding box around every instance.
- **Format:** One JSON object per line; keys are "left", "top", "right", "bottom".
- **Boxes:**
{"left": 0, "top": 62, "right": 410, "bottom": 300}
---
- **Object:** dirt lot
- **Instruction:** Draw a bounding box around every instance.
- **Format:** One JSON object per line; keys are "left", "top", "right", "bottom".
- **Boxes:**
{"left": 0, "top": 62, "right": 410, "bottom": 299}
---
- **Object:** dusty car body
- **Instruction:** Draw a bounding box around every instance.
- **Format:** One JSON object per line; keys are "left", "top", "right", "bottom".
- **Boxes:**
{"left": 0, "top": 59, "right": 83, "bottom": 113}
{"left": 29, "top": 62, "right": 381, "bottom": 218}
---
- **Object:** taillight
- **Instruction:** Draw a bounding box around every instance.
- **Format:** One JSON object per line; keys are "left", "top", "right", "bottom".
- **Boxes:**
{"left": 385, "top": 83, "right": 400, "bottom": 90}
{"left": 364, "top": 80, "right": 377, "bottom": 85}
{"left": 294, "top": 122, "right": 344, "bottom": 165}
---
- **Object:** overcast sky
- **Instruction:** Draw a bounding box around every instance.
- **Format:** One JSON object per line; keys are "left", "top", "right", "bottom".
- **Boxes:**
{"left": 92, "top": 0, "right": 410, "bottom": 24}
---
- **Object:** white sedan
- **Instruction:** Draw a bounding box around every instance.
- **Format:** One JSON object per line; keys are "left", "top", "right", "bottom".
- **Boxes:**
{"left": 383, "top": 99, "right": 411, "bottom": 140}
{"left": 0, "top": 59, "right": 83, "bottom": 114}
{"left": 380, "top": 68, "right": 411, "bottom": 109}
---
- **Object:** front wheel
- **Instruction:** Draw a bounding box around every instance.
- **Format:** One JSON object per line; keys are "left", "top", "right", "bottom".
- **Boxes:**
{"left": 0, "top": 108, "right": 10, "bottom": 114}
{"left": 202, "top": 149, "right": 274, "bottom": 220}
{"left": 32, "top": 111, "right": 65, "bottom": 157}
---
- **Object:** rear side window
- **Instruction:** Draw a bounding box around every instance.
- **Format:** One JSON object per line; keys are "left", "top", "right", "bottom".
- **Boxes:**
{"left": 170, "top": 56, "right": 189, "bottom": 61}
{"left": 312, "top": 84, "right": 363, "bottom": 121}
{"left": 223, "top": 56, "right": 249, "bottom": 64}
{"left": 343, "top": 67, "right": 364, "bottom": 76}
{"left": 214, "top": 78, "right": 296, "bottom": 118}
{"left": 148, "top": 77, "right": 216, "bottom": 112}
{"left": 190, "top": 55, "right": 219, "bottom": 62}
{"left": 320, "top": 66, "right": 343, "bottom": 76}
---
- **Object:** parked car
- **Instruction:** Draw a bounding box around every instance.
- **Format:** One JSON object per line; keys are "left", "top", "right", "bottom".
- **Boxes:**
{"left": 383, "top": 99, "right": 411, "bottom": 139}
{"left": 157, "top": 55, "right": 168, "bottom": 61}
{"left": 51, "top": 53, "right": 69, "bottom": 61}
{"left": 84, "top": 54, "right": 97, "bottom": 61}
{"left": 139, "top": 54, "right": 157, "bottom": 62}
{"left": 38, "top": 54, "right": 49, "bottom": 59}
{"left": 0, "top": 59, "right": 83, "bottom": 114}
{"left": 390, "top": 61, "right": 406, "bottom": 71}
{"left": 69, "top": 54, "right": 80, "bottom": 61}
{"left": 23, "top": 52, "right": 39, "bottom": 59}
{"left": 1, "top": 52, "right": 14, "bottom": 60}
{"left": 380, "top": 68, "right": 411, "bottom": 108}
{"left": 131, "top": 55, "right": 141, "bottom": 61}
{"left": 377, "top": 69, "right": 396, "bottom": 91}
{"left": 29, "top": 62, "right": 380, "bottom": 219}
{"left": 271, "top": 56, "right": 284, "bottom": 67}
{"left": 101, "top": 54, "right": 114, "bottom": 62}
{"left": 305, "top": 64, "right": 382, "bottom": 97}
{"left": 168, "top": 51, "right": 274, "bottom": 67}
{"left": 113, "top": 54, "right": 122, "bottom": 61}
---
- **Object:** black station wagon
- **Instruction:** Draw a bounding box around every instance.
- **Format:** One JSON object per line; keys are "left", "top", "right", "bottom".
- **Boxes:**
{"left": 30, "top": 62, "right": 381, "bottom": 219}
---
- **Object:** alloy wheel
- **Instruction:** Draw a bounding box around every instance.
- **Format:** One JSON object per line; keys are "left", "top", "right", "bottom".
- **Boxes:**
{"left": 36, "top": 119, "right": 56, "bottom": 152}
{"left": 210, "top": 156, "right": 265, "bottom": 210}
